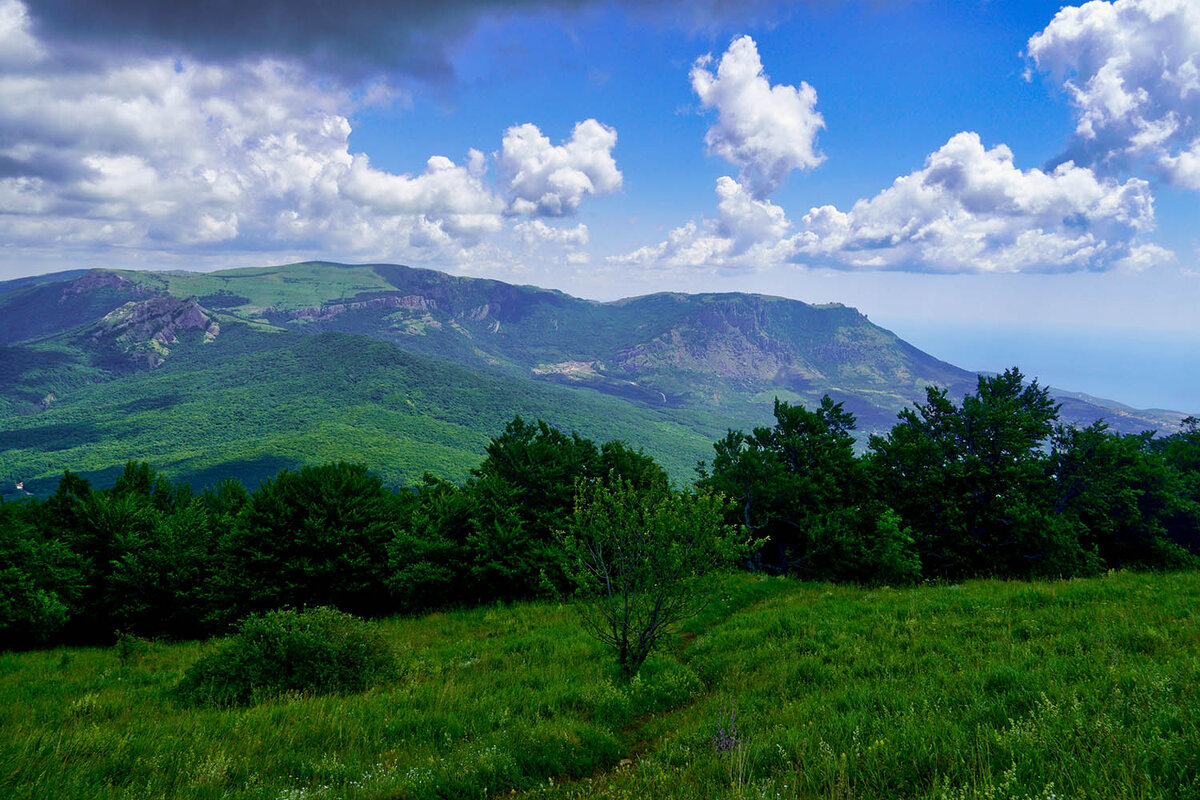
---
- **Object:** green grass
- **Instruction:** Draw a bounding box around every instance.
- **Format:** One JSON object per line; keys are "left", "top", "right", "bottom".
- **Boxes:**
{"left": 125, "top": 263, "right": 400, "bottom": 318}
{"left": 3, "top": 571, "right": 1198, "bottom": 799}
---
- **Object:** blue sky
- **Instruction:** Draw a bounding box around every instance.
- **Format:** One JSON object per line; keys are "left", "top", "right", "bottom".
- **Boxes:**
{"left": 1, "top": 0, "right": 1197, "bottom": 411}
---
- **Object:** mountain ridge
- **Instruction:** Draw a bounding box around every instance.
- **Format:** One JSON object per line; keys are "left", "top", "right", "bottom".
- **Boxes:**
{"left": 0, "top": 261, "right": 1188, "bottom": 494}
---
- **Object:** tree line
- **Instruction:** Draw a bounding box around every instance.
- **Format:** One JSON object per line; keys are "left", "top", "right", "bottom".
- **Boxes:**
{"left": 3, "top": 368, "right": 1199, "bottom": 650}
{"left": 702, "top": 369, "right": 1200, "bottom": 584}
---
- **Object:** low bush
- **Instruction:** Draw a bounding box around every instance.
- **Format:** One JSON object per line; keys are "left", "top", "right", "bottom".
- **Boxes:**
{"left": 174, "top": 606, "right": 396, "bottom": 707}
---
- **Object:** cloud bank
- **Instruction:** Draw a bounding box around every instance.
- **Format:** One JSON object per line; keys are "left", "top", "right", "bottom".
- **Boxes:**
{"left": 1028, "top": 0, "right": 1200, "bottom": 189}
{"left": 793, "top": 132, "right": 1164, "bottom": 273}
{"left": 616, "top": 133, "right": 1166, "bottom": 274}
{"left": 0, "top": 0, "right": 615, "bottom": 268}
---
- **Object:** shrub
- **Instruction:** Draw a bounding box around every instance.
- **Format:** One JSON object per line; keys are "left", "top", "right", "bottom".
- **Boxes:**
{"left": 174, "top": 606, "right": 396, "bottom": 707}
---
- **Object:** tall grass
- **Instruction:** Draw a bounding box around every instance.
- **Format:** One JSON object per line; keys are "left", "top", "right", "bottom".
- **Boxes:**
{"left": 3, "top": 571, "right": 1197, "bottom": 800}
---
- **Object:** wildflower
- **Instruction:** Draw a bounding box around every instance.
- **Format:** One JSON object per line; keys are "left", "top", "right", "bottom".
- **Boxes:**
{"left": 713, "top": 700, "right": 740, "bottom": 753}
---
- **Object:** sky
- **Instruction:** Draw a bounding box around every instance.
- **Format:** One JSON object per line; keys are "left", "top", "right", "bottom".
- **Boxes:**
{"left": 0, "top": 0, "right": 1197, "bottom": 411}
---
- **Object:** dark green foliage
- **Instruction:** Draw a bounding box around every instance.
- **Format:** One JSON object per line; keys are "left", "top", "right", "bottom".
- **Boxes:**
{"left": 599, "top": 439, "right": 672, "bottom": 494}
{"left": 466, "top": 417, "right": 667, "bottom": 598}
{"left": 2, "top": 366, "right": 1198, "bottom": 653}
{"left": 800, "top": 505, "right": 922, "bottom": 586}
{"left": 1051, "top": 423, "right": 1199, "bottom": 569}
{"left": 865, "top": 369, "right": 1199, "bottom": 579}
{"left": 697, "top": 371, "right": 1196, "bottom": 585}
{"left": 220, "top": 462, "right": 398, "bottom": 618}
{"left": 0, "top": 500, "right": 85, "bottom": 647}
{"left": 105, "top": 498, "right": 223, "bottom": 639}
{"left": 1155, "top": 417, "right": 1200, "bottom": 551}
{"left": 78, "top": 490, "right": 162, "bottom": 630}
{"left": 110, "top": 460, "right": 192, "bottom": 512}
{"left": 386, "top": 476, "right": 472, "bottom": 611}
{"left": 560, "top": 475, "right": 742, "bottom": 676}
{"left": 390, "top": 420, "right": 674, "bottom": 607}
{"left": 461, "top": 475, "right": 547, "bottom": 600}
{"left": 386, "top": 473, "right": 528, "bottom": 608}
{"left": 8, "top": 463, "right": 241, "bottom": 643}
{"left": 699, "top": 396, "right": 907, "bottom": 580}
{"left": 474, "top": 416, "right": 603, "bottom": 540}
{"left": 50, "top": 462, "right": 213, "bottom": 640}
{"left": 868, "top": 369, "right": 1066, "bottom": 578}
{"left": 198, "top": 478, "right": 249, "bottom": 532}
{"left": 174, "top": 606, "right": 396, "bottom": 707}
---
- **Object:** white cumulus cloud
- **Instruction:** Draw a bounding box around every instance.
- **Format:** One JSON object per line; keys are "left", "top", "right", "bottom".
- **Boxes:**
{"left": 0, "top": 2, "right": 621, "bottom": 270}
{"left": 791, "top": 132, "right": 1163, "bottom": 273}
{"left": 610, "top": 175, "right": 793, "bottom": 270}
{"left": 0, "top": 58, "right": 367, "bottom": 252}
{"left": 1028, "top": 0, "right": 1200, "bottom": 189}
{"left": 340, "top": 151, "right": 503, "bottom": 243}
{"left": 497, "top": 120, "right": 622, "bottom": 217}
{"left": 513, "top": 219, "right": 590, "bottom": 247}
{"left": 691, "top": 34, "right": 824, "bottom": 198}
{"left": 616, "top": 133, "right": 1167, "bottom": 275}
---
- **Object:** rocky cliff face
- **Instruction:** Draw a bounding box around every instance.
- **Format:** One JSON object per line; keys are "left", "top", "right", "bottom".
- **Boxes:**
{"left": 90, "top": 296, "right": 220, "bottom": 367}
{"left": 612, "top": 298, "right": 797, "bottom": 382}
{"left": 267, "top": 294, "right": 437, "bottom": 323}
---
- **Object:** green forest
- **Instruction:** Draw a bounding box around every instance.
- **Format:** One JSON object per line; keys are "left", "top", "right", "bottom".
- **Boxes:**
{"left": 5, "top": 367, "right": 1199, "bottom": 650}
{"left": 4, "top": 367, "right": 1200, "bottom": 800}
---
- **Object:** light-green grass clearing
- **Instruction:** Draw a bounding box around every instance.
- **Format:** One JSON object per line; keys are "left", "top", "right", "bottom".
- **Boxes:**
{"left": 2, "top": 571, "right": 1196, "bottom": 800}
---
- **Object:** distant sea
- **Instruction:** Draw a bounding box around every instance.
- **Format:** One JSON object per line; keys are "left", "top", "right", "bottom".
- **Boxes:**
{"left": 886, "top": 322, "right": 1199, "bottom": 417}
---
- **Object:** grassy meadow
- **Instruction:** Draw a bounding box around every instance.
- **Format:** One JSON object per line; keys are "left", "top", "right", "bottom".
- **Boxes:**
{"left": 3, "top": 570, "right": 1198, "bottom": 800}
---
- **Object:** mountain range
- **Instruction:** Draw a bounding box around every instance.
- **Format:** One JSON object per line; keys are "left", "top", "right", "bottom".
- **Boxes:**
{"left": 0, "top": 261, "right": 1187, "bottom": 496}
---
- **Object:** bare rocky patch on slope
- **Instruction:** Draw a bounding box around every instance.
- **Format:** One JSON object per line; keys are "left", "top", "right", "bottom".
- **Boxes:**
{"left": 89, "top": 296, "right": 220, "bottom": 368}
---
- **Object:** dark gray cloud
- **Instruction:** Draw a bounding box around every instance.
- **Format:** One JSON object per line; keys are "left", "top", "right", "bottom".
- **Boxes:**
{"left": 27, "top": 0, "right": 794, "bottom": 81}
{"left": 0, "top": 154, "right": 93, "bottom": 182}
{"left": 28, "top": 0, "right": 530, "bottom": 80}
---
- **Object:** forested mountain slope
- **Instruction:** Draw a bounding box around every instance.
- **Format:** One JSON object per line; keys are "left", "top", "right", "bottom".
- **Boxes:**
{"left": 0, "top": 261, "right": 1186, "bottom": 494}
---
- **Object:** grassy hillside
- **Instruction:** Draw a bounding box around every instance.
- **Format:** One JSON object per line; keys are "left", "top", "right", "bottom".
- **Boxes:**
{"left": 0, "top": 323, "right": 724, "bottom": 493}
{"left": 3, "top": 571, "right": 1197, "bottom": 800}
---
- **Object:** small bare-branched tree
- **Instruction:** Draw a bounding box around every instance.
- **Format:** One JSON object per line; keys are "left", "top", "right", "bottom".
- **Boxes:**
{"left": 560, "top": 475, "right": 743, "bottom": 676}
